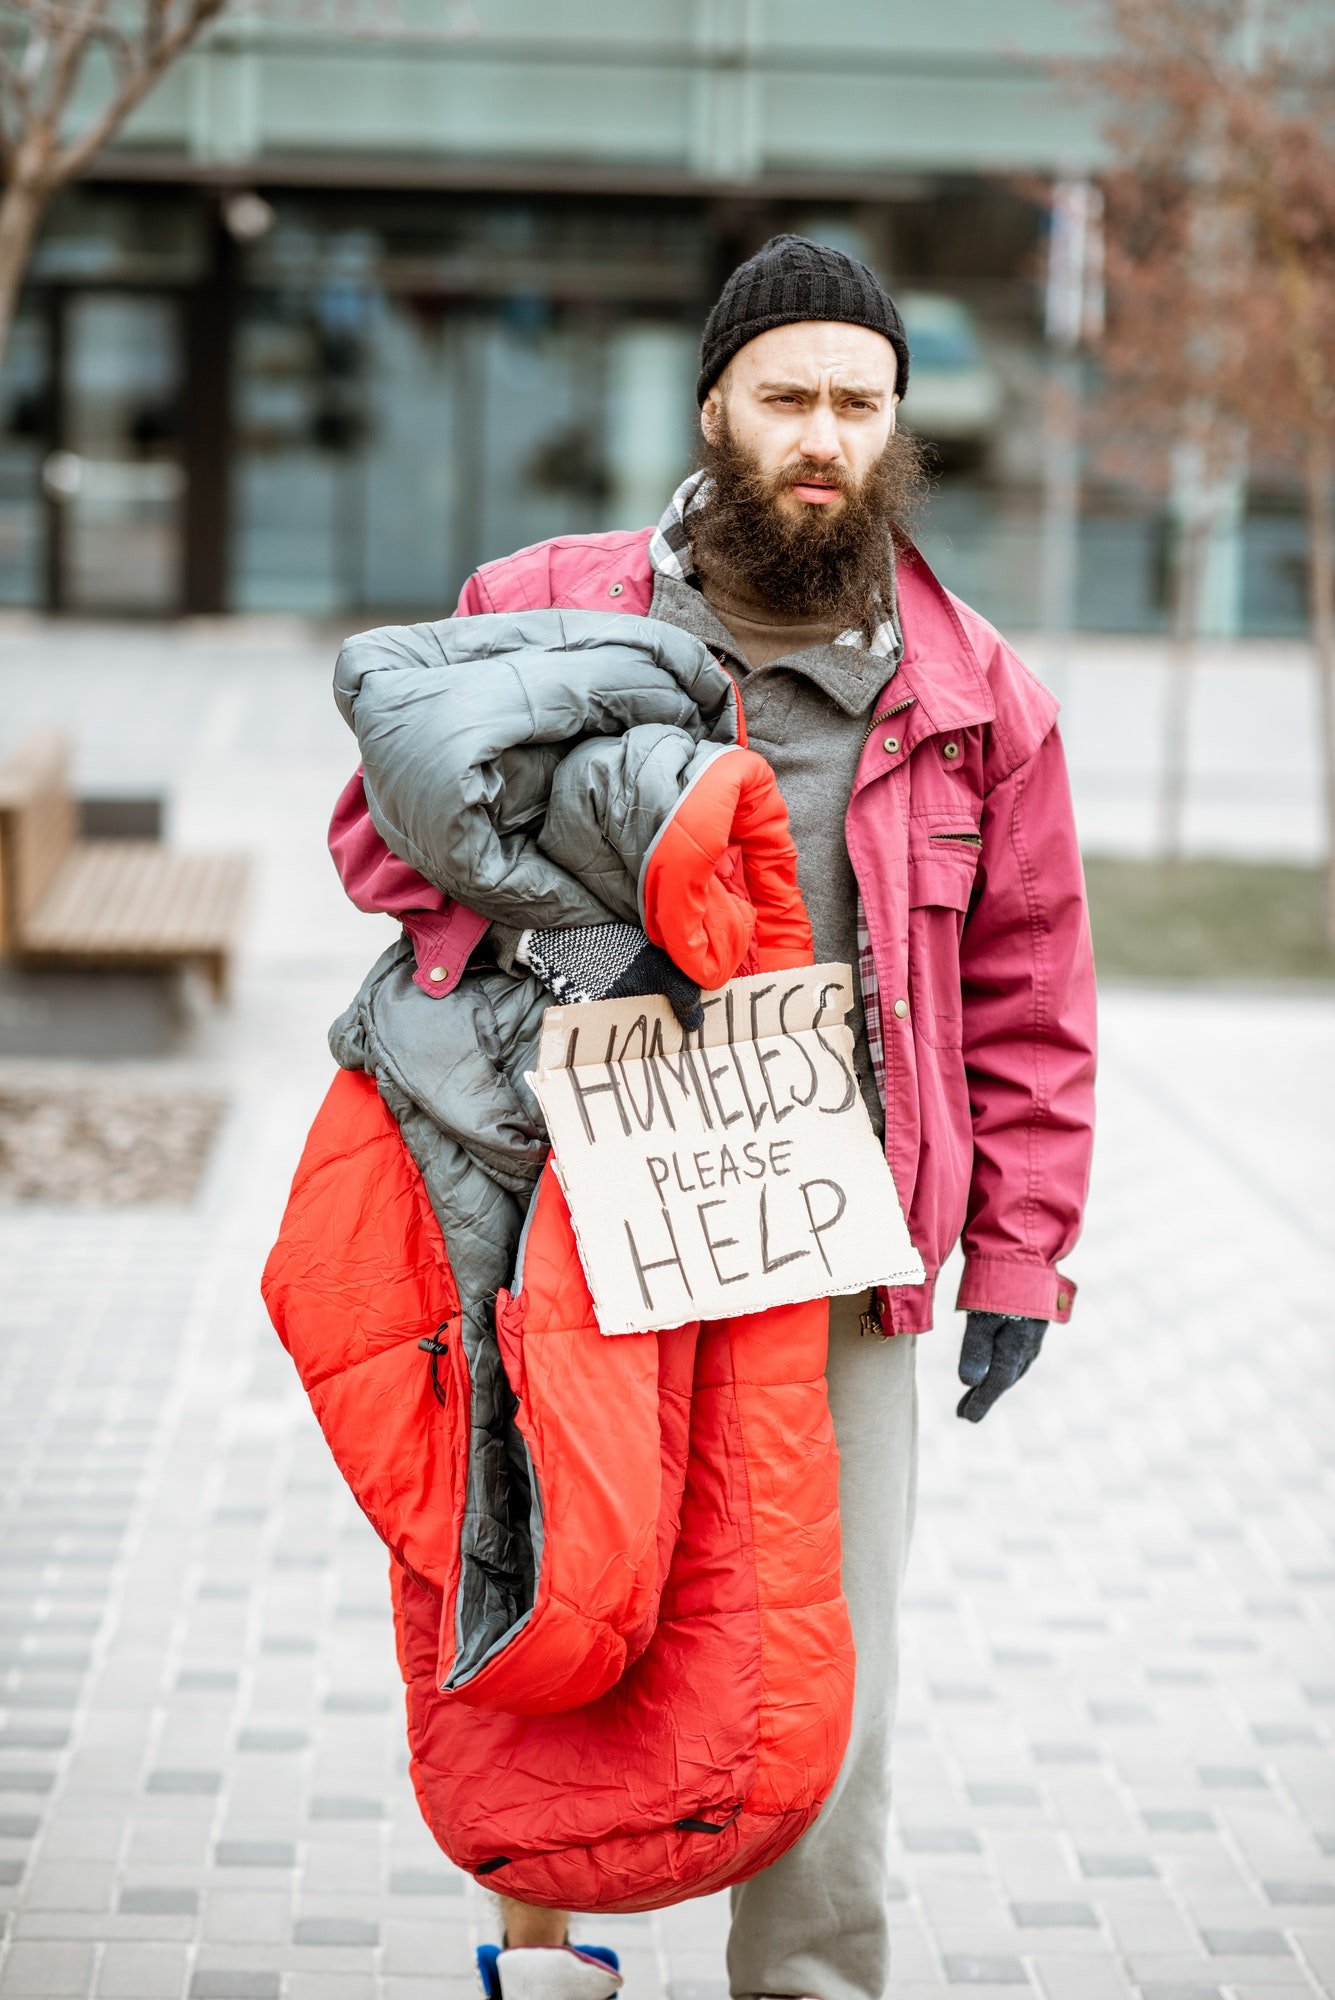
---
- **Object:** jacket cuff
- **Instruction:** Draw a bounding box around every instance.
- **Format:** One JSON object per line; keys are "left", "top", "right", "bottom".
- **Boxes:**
{"left": 955, "top": 1256, "right": 1076, "bottom": 1324}
{"left": 403, "top": 905, "right": 490, "bottom": 997}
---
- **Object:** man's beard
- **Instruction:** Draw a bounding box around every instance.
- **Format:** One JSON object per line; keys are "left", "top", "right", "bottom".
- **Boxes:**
{"left": 688, "top": 412, "right": 933, "bottom": 630}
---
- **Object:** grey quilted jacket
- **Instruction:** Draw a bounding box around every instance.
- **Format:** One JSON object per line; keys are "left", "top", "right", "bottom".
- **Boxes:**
{"left": 330, "top": 608, "right": 742, "bottom": 1333}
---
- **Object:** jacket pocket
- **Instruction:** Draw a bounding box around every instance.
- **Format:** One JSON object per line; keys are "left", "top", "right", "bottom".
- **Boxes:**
{"left": 907, "top": 825, "right": 980, "bottom": 1049}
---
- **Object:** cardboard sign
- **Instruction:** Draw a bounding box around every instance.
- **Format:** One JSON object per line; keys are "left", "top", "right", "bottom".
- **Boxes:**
{"left": 528, "top": 962, "right": 926, "bottom": 1335}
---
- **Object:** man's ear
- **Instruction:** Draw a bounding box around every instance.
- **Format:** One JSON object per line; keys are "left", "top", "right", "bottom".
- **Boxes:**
{"left": 700, "top": 388, "right": 723, "bottom": 446}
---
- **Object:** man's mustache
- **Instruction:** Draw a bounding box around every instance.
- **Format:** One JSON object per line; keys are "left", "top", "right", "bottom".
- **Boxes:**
{"left": 773, "top": 461, "right": 853, "bottom": 495}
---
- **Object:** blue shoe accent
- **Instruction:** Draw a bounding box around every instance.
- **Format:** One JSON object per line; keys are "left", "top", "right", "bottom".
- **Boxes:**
{"left": 578, "top": 1948, "right": 621, "bottom": 1976}
{"left": 477, "top": 1939, "right": 620, "bottom": 1998}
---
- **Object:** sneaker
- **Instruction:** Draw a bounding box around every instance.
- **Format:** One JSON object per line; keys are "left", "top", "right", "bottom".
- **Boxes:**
{"left": 476, "top": 1941, "right": 623, "bottom": 2000}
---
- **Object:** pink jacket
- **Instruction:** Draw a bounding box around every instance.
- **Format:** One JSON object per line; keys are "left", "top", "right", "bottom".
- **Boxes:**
{"left": 329, "top": 528, "right": 1096, "bottom": 1335}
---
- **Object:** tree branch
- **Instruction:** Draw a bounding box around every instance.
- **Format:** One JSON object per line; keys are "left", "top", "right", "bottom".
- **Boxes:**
{"left": 35, "top": 0, "right": 108, "bottom": 126}
{"left": 51, "top": 0, "right": 226, "bottom": 182}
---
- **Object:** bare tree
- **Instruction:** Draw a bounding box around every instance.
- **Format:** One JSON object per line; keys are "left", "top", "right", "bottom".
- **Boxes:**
{"left": 0, "top": 3, "right": 231, "bottom": 362}
{"left": 1075, "top": 0, "right": 1335, "bottom": 925}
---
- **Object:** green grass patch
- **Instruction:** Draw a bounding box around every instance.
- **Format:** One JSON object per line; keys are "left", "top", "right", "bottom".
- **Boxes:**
{"left": 1082, "top": 856, "right": 1335, "bottom": 982}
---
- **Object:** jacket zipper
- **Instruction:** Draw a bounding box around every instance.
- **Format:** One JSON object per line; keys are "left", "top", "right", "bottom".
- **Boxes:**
{"left": 861, "top": 694, "right": 916, "bottom": 747}
{"left": 930, "top": 830, "right": 983, "bottom": 848}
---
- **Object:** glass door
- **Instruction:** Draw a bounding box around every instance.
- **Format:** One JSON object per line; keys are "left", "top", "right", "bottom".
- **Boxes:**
{"left": 46, "top": 291, "right": 186, "bottom": 612}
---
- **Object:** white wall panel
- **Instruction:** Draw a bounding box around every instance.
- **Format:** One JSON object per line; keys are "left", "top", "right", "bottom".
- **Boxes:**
{"left": 252, "top": 57, "right": 692, "bottom": 162}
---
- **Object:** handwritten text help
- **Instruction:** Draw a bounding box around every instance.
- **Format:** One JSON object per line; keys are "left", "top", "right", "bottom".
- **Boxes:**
{"left": 528, "top": 963, "right": 926, "bottom": 1334}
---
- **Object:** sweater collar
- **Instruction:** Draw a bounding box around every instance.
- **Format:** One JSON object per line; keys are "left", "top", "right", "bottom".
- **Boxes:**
{"left": 648, "top": 571, "right": 891, "bottom": 719}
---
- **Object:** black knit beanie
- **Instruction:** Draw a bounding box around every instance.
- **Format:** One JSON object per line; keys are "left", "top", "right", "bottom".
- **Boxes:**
{"left": 697, "top": 233, "right": 910, "bottom": 407}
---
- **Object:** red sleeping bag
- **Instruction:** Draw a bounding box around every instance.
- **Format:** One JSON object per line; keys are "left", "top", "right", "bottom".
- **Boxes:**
{"left": 262, "top": 746, "right": 856, "bottom": 1911}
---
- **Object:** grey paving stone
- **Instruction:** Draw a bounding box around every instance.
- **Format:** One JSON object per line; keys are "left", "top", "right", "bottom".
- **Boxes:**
{"left": 294, "top": 1916, "right": 380, "bottom": 1945}
{"left": 1197, "top": 1766, "right": 1268, "bottom": 1789}
{"left": 0, "top": 1940, "right": 96, "bottom": 1994}
{"left": 0, "top": 1815, "right": 40, "bottom": 1837}
{"left": 1200, "top": 1929, "right": 1290, "bottom": 1956}
{"left": 1251, "top": 1723, "right": 1321, "bottom": 1747}
{"left": 0, "top": 1768, "right": 55, "bottom": 1800}
{"left": 215, "top": 1841, "right": 297, "bottom": 1868}
{"left": 119, "top": 1886, "right": 200, "bottom": 1914}
{"left": 0, "top": 1725, "right": 69, "bottom": 1749}
{"left": 309, "top": 1796, "right": 384, "bottom": 1820}
{"left": 901, "top": 1827, "right": 983, "bottom": 1853}
{"left": 176, "top": 1670, "right": 240, "bottom": 1691}
{"left": 188, "top": 1977, "right": 281, "bottom": 2000}
{"left": 665, "top": 1985, "right": 729, "bottom": 2000}
{"left": 388, "top": 1869, "right": 464, "bottom": 1895}
{"left": 285, "top": 1979, "right": 378, "bottom": 2000}
{"left": 1142, "top": 1810, "right": 1214, "bottom": 1832}
{"left": 237, "top": 1728, "right": 309, "bottom": 1752}
{"left": 1089, "top": 1702, "right": 1155, "bottom": 1725}
{"left": 968, "top": 1784, "right": 1042, "bottom": 1808}
{"left": 943, "top": 1956, "right": 1031, "bottom": 1985}
{"left": 1137, "top": 1988, "right": 1223, "bottom": 1999}
{"left": 146, "top": 1768, "right": 222, "bottom": 1795}
{"left": 0, "top": 1860, "right": 26, "bottom": 1885}
{"left": 1078, "top": 1853, "right": 1158, "bottom": 1879}
{"left": 1012, "top": 1901, "right": 1099, "bottom": 1927}
{"left": 1033, "top": 1743, "right": 1101, "bottom": 1765}
{"left": 324, "top": 1693, "right": 391, "bottom": 1713}
{"left": 1261, "top": 1879, "right": 1335, "bottom": 1905}
{"left": 1145, "top": 1670, "right": 1210, "bottom": 1687}
{"left": 94, "top": 1941, "right": 191, "bottom": 1998}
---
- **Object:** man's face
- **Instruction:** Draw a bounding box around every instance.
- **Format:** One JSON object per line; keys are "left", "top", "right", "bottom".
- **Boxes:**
{"left": 689, "top": 317, "right": 923, "bottom": 625}
{"left": 700, "top": 321, "right": 900, "bottom": 520}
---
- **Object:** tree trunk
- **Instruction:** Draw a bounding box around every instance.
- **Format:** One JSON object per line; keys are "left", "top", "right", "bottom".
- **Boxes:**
{"left": 1304, "top": 430, "right": 1335, "bottom": 950}
{"left": 1161, "top": 507, "right": 1210, "bottom": 860}
{"left": 0, "top": 175, "right": 49, "bottom": 373}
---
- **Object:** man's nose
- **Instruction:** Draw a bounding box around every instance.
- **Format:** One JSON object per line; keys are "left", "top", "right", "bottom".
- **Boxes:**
{"left": 798, "top": 407, "right": 841, "bottom": 461}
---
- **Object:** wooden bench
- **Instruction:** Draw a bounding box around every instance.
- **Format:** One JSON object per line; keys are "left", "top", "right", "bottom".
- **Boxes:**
{"left": 0, "top": 733, "right": 251, "bottom": 1000}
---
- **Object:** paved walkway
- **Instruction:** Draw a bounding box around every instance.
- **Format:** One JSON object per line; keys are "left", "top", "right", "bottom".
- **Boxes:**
{"left": 1, "top": 618, "right": 1333, "bottom": 1999}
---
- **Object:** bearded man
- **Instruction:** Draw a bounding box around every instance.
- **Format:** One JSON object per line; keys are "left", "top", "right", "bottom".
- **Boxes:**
{"left": 329, "top": 233, "right": 1097, "bottom": 2000}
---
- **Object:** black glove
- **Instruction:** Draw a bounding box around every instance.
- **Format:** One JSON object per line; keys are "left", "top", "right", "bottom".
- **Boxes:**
{"left": 518, "top": 922, "right": 704, "bottom": 1031}
{"left": 956, "top": 1312, "right": 1047, "bottom": 1423}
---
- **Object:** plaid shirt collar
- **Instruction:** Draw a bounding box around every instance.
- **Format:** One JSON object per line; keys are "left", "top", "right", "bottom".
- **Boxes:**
{"left": 647, "top": 468, "right": 904, "bottom": 665}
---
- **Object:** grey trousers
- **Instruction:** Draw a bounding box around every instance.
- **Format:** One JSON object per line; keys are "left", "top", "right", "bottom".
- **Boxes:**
{"left": 726, "top": 1295, "right": 920, "bottom": 2000}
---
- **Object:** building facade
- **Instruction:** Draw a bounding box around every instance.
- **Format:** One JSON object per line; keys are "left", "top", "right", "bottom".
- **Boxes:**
{"left": 0, "top": 1, "right": 1311, "bottom": 632}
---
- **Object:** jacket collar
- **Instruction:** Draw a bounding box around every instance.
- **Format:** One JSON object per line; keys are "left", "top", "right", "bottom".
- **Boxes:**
{"left": 891, "top": 540, "right": 996, "bottom": 732}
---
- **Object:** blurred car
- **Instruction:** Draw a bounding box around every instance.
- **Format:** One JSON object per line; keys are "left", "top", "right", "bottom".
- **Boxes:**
{"left": 899, "top": 292, "right": 1004, "bottom": 464}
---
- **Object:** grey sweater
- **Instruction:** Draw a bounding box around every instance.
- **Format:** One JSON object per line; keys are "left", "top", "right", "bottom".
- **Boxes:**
{"left": 647, "top": 571, "right": 897, "bottom": 1137}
